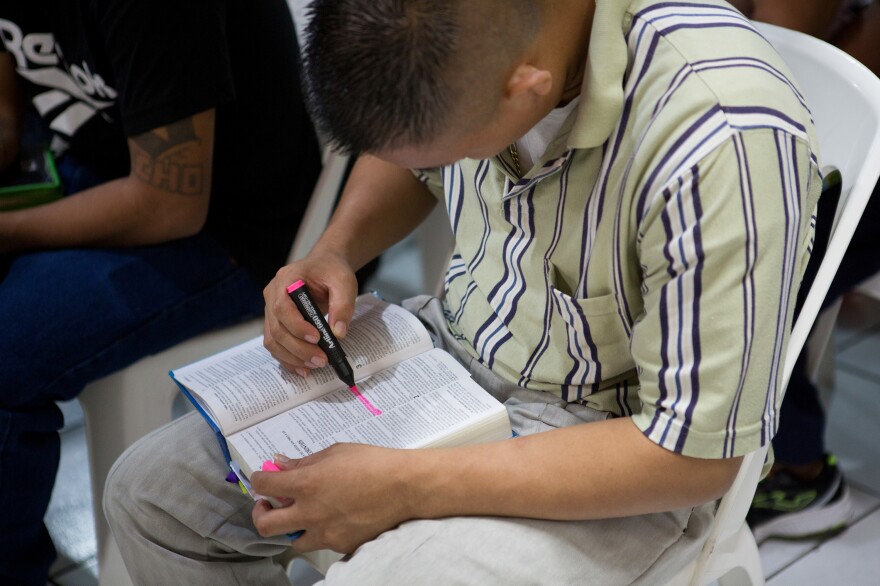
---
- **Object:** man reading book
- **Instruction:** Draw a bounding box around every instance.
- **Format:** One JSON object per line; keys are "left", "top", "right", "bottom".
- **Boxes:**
{"left": 105, "top": 0, "right": 821, "bottom": 583}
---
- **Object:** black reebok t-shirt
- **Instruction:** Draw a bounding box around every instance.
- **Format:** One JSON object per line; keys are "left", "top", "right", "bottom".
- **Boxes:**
{"left": 0, "top": 0, "right": 322, "bottom": 284}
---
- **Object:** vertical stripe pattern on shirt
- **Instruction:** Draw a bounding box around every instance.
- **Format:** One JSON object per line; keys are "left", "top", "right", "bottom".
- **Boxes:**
{"left": 429, "top": 0, "right": 820, "bottom": 458}
{"left": 643, "top": 167, "right": 705, "bottom": 451}
{"left": 723, "top": 133, "right": 758, "bottom": 457}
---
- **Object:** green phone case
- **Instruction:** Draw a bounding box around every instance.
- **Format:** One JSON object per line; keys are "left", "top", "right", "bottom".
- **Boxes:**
{"left": 0, "top": 149, "right": 63, "bottom": 211}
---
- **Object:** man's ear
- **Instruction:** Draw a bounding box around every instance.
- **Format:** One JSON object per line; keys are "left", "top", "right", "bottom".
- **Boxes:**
{"left": 506, "top": 64, "right": 553, "bottom": 99}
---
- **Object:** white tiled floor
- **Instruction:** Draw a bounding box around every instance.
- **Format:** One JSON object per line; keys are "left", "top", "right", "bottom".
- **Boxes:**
{"left": 44, "top": 253, "right": 880, "bottom": 584}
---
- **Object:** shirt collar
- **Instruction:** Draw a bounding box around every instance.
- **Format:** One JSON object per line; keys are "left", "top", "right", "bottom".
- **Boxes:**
{"left": 567, "top": 0, "right": 632, "bottom": 150}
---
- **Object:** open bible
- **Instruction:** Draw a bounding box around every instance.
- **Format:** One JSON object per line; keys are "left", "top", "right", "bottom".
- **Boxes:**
{"left": 171, "top": 295, "right": 512, "bottom": 482}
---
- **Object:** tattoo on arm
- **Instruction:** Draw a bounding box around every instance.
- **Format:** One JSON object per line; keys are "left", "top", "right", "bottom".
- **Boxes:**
{"left": 130, "top": 118, "right": 206, "bottom": 195}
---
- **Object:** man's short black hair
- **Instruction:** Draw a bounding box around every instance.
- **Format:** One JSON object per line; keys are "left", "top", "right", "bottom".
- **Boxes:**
{"left": 302, "top": 0, "right": 538, "bottom": 155}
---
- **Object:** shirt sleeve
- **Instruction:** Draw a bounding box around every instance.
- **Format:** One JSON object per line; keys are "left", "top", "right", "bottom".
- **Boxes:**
{"left": 92, "top": 0, "right": 235, "bottom": 136}
{"left": 630, "top": 128, "right": 820, "bottom": 459}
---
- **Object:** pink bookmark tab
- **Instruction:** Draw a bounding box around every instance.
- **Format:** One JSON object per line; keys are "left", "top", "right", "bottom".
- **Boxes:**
{"left": 349, "top": 385, "right": 382, "bottom": 416}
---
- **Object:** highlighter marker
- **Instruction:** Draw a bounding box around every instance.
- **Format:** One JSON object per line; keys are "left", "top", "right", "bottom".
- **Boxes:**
{"left": 286, "top": 280, "right": 357, "bottom": 390}
{"left": 262, "top": 460, "right": 282, "bottom": 472}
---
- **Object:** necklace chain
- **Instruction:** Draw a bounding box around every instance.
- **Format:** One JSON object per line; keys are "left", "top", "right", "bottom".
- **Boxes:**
{"left": 508, "top": 142, "right": 523, "bottom": 177}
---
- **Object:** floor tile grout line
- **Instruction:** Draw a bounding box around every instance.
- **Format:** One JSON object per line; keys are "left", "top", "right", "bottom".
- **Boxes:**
{"left": 52, "top": 557, "right": 99, "bottom": 585}
{"left": 831, "top": 323, "right": 880, "bottom": 347}
{"left": 764, "top": 495, "right": 880, "bottom": 581}
{"left": 849, "top": 478, "right": 880, "bottom": 502}
{"left": 59, "top": 423, "right": 86, "bottom": 437}
{"left": 835, "top": 326, "right": 880, "bottom": 353}
{"left": 48, "top": 559, "right": 80, "bottom": 579}
{"left": 835, "top": 330, "right": 873, "bottom": 351}
{"left": 764, "top": 540, "right": 823, "bottom": 581}
{"left": 850, "top": 500, "right": 880, "bottom": 524}
{"left": 836, "top": 360, "right": 880, "bottom": 385}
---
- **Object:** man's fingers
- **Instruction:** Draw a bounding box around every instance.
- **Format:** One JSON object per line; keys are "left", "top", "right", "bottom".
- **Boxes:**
{"left": 252, "top": 468, "right": 301, "bottom": 498}
{"left": 326, "top": 272, "right": 358, "bottom": 339}
{"left": 263, "top": 335, "right": 310, "bottom": 375}
{"left": 253, "top": 499, "right": 273, "bottom": 516}
{"left": 264, "top": 315, "right": 328, "bottom": 369}
{"left": 273, "top": 453, "right": 296, "bottom": 471}
{"left": 251, "top": 502, "right": 334, "bottom": 553}
{"left": 252, "top": 500, "right": 303, "bottom": 539}
{"left": 269, "top": 288, "right": 322, "bottom": 343}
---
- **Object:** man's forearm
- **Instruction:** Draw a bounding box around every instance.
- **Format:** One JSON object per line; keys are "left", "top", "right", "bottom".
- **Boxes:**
{"left": 310, "top": 154, "right": 438, "bottom": 271}
{"left": 0, "top": 174, "right": 206, "bottom": 251}
{"left": 0, "top": 110, "right": 215, "bottom": 253}
{"left": 405, "top": 417, "right": 741, "bottom": 522}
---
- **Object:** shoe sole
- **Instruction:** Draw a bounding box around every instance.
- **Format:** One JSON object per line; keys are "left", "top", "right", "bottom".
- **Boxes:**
{"left": 753, "top": 484, "right": 854, "bottom": 544}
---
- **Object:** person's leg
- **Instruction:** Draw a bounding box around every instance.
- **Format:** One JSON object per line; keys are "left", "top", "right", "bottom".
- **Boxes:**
{"left": 751, "top": 181, "right": 880, "bottom": 541}
{"left": 772, "top": 353, "right": 827, "bottom": 466}
{"left": 319, "top": 505, "right": 711, "bottom": 586}
{"left": 105, "top": 391, "right": 712, "bottom": 586}
{"left": 105, "top": 412, "right": 293, "bottom": 585}
{"left": 773, "top": 180, "right": 880, "bottom": 467}
{"left": 106, "top": 295, "right": 714, "bottom": 584}
{"left": 0, "top": 238, "right": 264, "bottom": 585}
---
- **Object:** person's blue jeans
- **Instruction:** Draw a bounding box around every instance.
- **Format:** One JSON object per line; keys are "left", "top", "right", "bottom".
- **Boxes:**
{"left": 0, "top": 154, "right": 265, "bottom": 585}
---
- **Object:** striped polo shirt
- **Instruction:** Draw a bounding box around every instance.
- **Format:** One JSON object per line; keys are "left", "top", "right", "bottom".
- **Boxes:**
{"left": 416, "top": 0, "right": 821, "bottom": 458}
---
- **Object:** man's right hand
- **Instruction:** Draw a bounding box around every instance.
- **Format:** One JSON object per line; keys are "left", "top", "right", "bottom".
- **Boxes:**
{"left": 263, "top": 249, "right": 359, "bottom": 376}
{"left": 262, "top": 154, "right": 440, "bottom": 375}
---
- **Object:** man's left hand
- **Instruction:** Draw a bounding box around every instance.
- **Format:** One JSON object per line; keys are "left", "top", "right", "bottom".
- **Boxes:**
{"left": 250, "top": 443, "right": 416, "bottom": 553}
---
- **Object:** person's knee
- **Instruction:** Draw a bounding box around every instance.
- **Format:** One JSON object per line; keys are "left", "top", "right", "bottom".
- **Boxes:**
{"left": 104, "top": 412, "right": 222, "bottom": 533}
{"left": 103, "top": 433, "right": 159, "bottom": 529}
{"left": 0, "top": 335, "right": 50, "bottom": 406}
{"left": 0, "top": 322, "right": 79, "bottom": 405}
{"left": 103, "top": 417, "right": 193, "bottom": 532}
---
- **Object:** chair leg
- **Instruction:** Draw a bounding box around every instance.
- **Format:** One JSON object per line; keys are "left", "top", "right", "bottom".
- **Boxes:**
{"left": 715, "top": 526, "right": 765, "bottom": 586}
{"left": 77, "top": 318, "right": 264, "bottom": 583}
{"left": 79, "top": 370, "right": 179, "bottom": 586}
{"left": 96, "top": 538, "right": 134, "bottom": 586}
{"left": 718, "top": 565, "right": 763, "bottom": 586}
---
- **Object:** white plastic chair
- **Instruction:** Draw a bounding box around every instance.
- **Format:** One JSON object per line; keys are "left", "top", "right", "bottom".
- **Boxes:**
{"left": 663, "top": 22, "right": 880, "bottom": 586}
{"left": 78, "top": 148, "right": 349, "bottom": 586}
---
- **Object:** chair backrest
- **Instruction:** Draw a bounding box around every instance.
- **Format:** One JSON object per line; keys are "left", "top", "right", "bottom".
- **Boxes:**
{"left": 287, "top": 151, "right": 351, "bottom": 263}
{"left": 756, "top": 22, "right": 880, "bottom": 384}
{"left": 686, "top": 23, "right": 880, "bottom": 583}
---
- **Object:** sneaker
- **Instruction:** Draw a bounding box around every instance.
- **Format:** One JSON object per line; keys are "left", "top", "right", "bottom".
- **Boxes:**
{"left": 747, "top": 454, "right": 854, "bottom": 543}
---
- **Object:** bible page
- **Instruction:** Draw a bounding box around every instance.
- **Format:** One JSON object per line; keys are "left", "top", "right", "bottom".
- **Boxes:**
{"left": 227, "top": 348, "right": 511, "bottom": 477}
{"left": 171, "top": 295, "right": 434, "bottom": 435}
